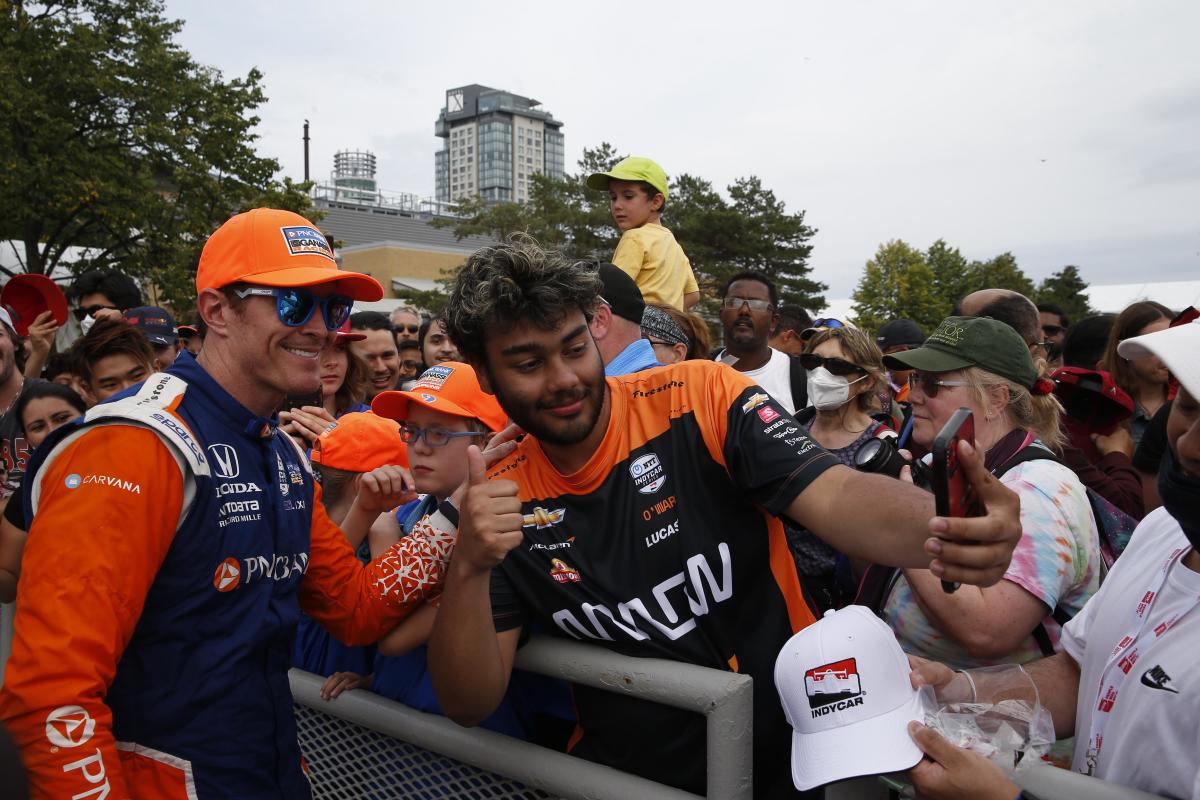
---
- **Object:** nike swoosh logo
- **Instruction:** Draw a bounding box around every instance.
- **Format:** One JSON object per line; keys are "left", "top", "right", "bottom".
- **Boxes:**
{"left": 1140, "top": 672, "right": 1180, "bottom": 693}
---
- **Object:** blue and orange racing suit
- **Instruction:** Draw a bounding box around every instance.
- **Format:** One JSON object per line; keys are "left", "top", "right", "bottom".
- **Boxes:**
{"left": 0, "top": 354, "right": 455, "bottom": 799}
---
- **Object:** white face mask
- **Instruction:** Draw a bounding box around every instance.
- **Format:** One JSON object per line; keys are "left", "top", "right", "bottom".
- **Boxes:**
{"left": 80, "top": 314, "right": 97, "bottom": 335}
{"left": 807, "top": 366, "right": 866, "bottom": 411}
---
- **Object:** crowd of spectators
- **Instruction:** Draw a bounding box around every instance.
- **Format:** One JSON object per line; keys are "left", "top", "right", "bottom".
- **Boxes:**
{"left": 0, "top": 188, "right": 1195, "bottom": 800}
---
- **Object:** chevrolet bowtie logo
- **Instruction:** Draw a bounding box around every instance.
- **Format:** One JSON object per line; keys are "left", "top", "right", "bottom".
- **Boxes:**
{"left": 523, "top": 507, "right": 565, "bottom": 529}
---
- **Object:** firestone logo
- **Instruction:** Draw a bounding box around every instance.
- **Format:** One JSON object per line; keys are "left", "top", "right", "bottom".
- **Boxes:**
{"left": 45, "top": 705, "right": 95, "bottom": 748}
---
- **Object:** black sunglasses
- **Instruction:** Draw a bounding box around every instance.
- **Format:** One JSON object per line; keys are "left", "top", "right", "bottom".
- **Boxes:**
{"left": 72, "top": 304, "right": 118, "bottom": 321}
{"left": 396, "top": 324, "right": 420, "bottom": 334}
{"left": 908, "top": 371, "right": 972, "bottom": 398}
{"left": 1042, "top": 324, "right": 1065, "bottom": 337}
{"left": 799, "top": 353, "right": 865, "bottom": 377}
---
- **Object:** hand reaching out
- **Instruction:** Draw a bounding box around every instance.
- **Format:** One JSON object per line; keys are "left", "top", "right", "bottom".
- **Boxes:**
{"left": 320, "top": 671, "right": 369, "bottom": 700}
{"left": 354, "top": 465, "right": 418, "bottom": 514}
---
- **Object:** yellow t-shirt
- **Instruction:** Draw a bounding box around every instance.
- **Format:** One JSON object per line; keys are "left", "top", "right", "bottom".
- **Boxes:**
{"left": 610, "top": 223, "right": 698, "bottom": 311}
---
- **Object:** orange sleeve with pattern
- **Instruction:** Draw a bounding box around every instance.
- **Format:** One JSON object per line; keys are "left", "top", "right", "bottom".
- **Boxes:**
{"left": 0, "top": 426, "right": 184, "bottom": 800}
{"left": 300, "top": 488, "right": 456, "bottom": 646}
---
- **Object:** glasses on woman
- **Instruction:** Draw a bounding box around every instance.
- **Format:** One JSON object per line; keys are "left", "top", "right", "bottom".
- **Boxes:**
{"left": 799, "top": 353, "right": 865, "bottom": 377}
{"left": 398, "top": 423, "right": 488, "bottom": 449}
{"left": 235, "top": 286, "right": 354, "bottom": 331}
{"left": 908, "top": 371, "right": 973, "bottom": 398}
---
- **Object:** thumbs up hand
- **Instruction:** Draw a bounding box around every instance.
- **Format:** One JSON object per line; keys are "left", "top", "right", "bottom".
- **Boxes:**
{"left": 453, "top": 445, "right": 524, "bottom": 576}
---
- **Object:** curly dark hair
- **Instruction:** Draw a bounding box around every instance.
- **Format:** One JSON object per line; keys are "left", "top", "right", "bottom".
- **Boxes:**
{"left": 444, "top": 240, "right": 602, "bottom": 365}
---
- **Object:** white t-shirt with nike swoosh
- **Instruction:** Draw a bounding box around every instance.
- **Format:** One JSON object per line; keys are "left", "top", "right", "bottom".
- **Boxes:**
{"left": 1061, "top": 507, "right": 1200, "bottom": 798}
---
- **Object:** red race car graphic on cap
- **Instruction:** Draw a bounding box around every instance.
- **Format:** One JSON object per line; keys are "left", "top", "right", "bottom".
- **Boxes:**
{"left": 804, "top": 658, "right": 863, "bottom": 709}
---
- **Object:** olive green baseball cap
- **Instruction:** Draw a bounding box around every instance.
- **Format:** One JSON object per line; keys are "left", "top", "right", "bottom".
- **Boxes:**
{"left": 882, "top": 316, "right": 1038, "bottom": 388}
{"left": 586, "top": 156, "right": 669, "bottom": 199}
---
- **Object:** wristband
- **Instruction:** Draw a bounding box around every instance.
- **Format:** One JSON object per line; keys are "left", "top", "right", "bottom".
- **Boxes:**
{"left": 957, "top": 669, "right": 979, "bottom": 703}
{"left": 438, "top": 498, "right": 460, "bottom": 528}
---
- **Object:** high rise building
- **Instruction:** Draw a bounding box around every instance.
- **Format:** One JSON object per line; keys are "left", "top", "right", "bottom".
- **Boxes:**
{"left": 434, "top": 84, "right": 565, "bottom": 204}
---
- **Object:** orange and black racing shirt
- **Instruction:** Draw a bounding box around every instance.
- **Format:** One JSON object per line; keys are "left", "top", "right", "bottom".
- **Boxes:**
{"left": 488, "top": 360, "right": 840, "bottom": 794}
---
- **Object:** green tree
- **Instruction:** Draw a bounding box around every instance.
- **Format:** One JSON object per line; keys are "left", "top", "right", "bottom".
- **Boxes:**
{"left": 963, "top": 252, "right": 1035, "bottom": 298}
{"left": 925, "top": 239, "right": 970, "bottom": 314}
{"left": 851, "top": 240, "right": 945, "bottom": 334}
{"left": 1036, "top": 265, "right": 1096, "bottom": 323}
{"left": 0, "top": 0, "right": 313, "bottom": 310}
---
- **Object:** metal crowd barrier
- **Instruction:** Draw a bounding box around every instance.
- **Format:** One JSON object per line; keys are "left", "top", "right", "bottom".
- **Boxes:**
{"left": 0, "top": 609, "right": 1167, "bottom": 799}
{"left": 291, "top": 634, "right": 754, "bottom": 799}
{"left": 292, "top": 634, "right": 1166, "bottom": 800}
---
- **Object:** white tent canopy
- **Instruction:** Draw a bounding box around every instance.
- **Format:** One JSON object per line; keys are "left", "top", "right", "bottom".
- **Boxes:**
{"left": 814, "top": 280, "right": 1200, "bottom": 325}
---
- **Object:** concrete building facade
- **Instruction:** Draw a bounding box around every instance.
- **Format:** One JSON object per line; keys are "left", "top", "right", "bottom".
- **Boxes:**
{"left": 434, "top": 84, "right": 565, "bottom": 205}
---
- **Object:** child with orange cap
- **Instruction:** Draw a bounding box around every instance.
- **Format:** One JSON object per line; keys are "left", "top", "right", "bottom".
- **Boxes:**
{"left": 294, "top": 411, "right": 413, "bottom": 686}
{"left": 332, "top": 363, "right": 572, "bottom": 740}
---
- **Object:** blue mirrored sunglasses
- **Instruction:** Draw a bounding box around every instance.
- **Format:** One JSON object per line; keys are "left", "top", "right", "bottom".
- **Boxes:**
{"left": 235, "top": 287, "right": 353, "bottom": 331}
{"left": 810, "top": 318, "right": 845, "bottom": 329}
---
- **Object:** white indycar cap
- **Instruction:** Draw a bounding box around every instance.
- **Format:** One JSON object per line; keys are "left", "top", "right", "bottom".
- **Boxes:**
{"left": 774, "top": 605, "right": 923, "bottom": 791}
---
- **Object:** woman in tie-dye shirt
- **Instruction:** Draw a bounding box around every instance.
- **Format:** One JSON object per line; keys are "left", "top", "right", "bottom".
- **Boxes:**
{"left": 879, "top": 316, "right": 1102, "bottom": 669}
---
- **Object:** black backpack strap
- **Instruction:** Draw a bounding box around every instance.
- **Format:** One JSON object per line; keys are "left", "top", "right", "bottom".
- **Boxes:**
{"left": 992, "top": 442, "right": 1059, "bottom": 478}
{"left": 1032, "top": 607, "right": 1075, "bottom": 658}
{"left": 788, "top": 355, "right": 808, "bottom": 413}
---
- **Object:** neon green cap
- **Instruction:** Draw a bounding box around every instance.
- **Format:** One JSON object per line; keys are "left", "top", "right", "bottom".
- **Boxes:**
{"left": 586, "top": 156, "right": 669, "bottom": 199}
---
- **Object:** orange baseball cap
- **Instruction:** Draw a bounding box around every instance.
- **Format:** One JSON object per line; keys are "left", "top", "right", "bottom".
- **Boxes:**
{"left": 196, "top": 208, "right": 383, "bottom": 301}
{"left": 372, "top": 362, "right": 507, "bottom": 432}
{"left": 310, "top": 411, "right": 407, "bottom": 471}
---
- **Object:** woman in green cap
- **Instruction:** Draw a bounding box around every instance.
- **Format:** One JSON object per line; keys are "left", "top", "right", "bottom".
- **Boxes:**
{"left": 878, "top": 316, "right": 1103, "bottom": 668}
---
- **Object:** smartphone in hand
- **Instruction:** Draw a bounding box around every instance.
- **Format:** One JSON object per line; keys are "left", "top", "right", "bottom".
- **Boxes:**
{"left": 931, "top": 408, "right": 984, "bottom": 592}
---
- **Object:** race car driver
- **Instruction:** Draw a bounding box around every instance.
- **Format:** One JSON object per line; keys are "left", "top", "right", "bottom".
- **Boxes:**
{"left": 0, "top": 209, "right": 463, "bottom": 799}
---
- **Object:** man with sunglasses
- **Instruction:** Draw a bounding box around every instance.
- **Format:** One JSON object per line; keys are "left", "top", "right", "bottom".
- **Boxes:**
{"left": 0, "top": 209, "right": 463, "bottom": 800}
{"left": 715, "top": 271, "right": 806, "bottom": 413}
{"left": 1038, "top": 302, "right": 1070, "bottom": 365}
{"left": 391, "top": 306, "right": 422, "bottom": 345}
{"left": 68, "top": 269, "right": 143, "bottom": 338}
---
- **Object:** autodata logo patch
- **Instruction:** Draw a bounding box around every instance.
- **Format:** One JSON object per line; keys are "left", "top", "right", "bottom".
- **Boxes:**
{"left": 280, "top": 225, "right": 335, "bottom": 262}
{"left": 65, "top": 473, "right": 82, "bottom": 489}
{"left": 805, "top": 658, "right": 864, "bottom": 717}
{"left": 629, "top": 453, "right": 666, "bottom": 495}
{"left": 45, "top": 705, "right": 95, "bottom": 748}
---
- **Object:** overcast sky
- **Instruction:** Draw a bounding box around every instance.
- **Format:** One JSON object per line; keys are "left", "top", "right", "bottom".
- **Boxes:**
{"left": 165, "top": 0, "right": 1199, "bottom": 298}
